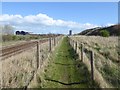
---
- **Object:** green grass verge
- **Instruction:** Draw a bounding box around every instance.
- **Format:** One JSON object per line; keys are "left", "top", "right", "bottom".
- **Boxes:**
{"left": 41, "top": 37, "right": 99, "bottom": 88}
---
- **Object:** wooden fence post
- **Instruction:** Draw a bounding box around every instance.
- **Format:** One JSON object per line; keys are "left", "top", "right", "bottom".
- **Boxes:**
{"left": 71, "top": 39, "right": 72, "bottom": 46}
{"left": 70, "top": 39, "right": 71, "bottom": 46}
{"left": 36, "top": 41, "right": 39, "bottom": 69}
{"left": 72, "top": 40, "right": 74, "bottom": 49}
{"left": 54, "top": 37, "right": 56, "bottom": 46}
{"left": 39, "top": 40, "right": 42, "bottom": 68}
{"left": 90, "top": 51, "right": 94, "bottom": 82}
{"left": 49, "top": 38, "right": 51, "bottom": 52}
{"left": 73, "top": 40, "right": 74, "bottom": 49}
{"left": 78, "top": 43, "right": 81, "bottom": 57}
{"left": 75, "top": 41, "right": 77, "bottom": 53}
{"left": 81, "top": 43, "right": 84, "bottom": 62}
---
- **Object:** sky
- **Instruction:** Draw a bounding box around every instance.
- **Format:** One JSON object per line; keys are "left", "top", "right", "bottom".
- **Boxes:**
{"left": 0, "top": 2, "right": 118, "bottom": 34}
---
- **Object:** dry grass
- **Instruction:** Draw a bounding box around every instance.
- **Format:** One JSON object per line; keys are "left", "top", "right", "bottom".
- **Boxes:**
{"left": 71, "top": 36, "right": 118, "bottom": 62}
{"left": 70, "top": 35, "right": 119, "bottom": 88}
{"left": 0, "top": 39, "right": 51, "bottom": 88}
{"left": 83, "top": 51, "right": 111, "bottom": 88}
{"left": 70, "top": 36, "right": 118, "bottom": 64}
{"left": 0, "top": 36, "right": 63, "bottom": 88}
{"left": 1, "top": 47, "right": 36, "bottom": 88}
{"left": 27, "top": 36, "right": 63, "bottom": 88}
{"left": 1, "top": 40, "right": 27, "bottom": 49}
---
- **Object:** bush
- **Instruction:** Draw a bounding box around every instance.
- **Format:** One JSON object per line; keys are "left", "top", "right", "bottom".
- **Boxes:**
{"left": 2, "top": 35, "right": 13, "bottom": 42}
{"left": 2, "top": 35, "right": 40, "bottom": 42}
{"left": 2, "top": 35, "right": 25, "bottom": 42}
{"left": 12, "top": 35, "right": 18, "bottom": 40}
{"left": 17, "top": 36, "right": 26, "bottom": 40}
{"left": 100, "top": 30, "right": 110, "bottom": 37}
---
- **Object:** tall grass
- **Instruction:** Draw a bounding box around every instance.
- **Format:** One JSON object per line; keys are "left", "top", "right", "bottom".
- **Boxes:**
{"left": 70, "top": 36, "right": 119, "bottom": 88}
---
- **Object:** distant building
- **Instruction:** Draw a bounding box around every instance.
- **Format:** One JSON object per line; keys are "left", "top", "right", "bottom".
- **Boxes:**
{"left": 69, "top": 30, "right": 72, "bottom": 36}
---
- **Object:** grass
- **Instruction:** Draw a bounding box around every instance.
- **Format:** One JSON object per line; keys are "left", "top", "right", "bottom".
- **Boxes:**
{"left": 101, "top": 64, "right": 120, "bottom": 87}
{"left": 1, "top": 40, "right": 27, "bottom": 48}
{"left": 1, "top": 48, "right": 37, "bottom": 88}
{"left": 1, "top": 35, "right": 49, "bottom": 48}
{"left": 70, "top": 36, "right": 118, "bottom": 63}
{"left": 70, "top": 35, "right": 119, "bottom": 88}
{"left": 42, "top": 37, "right": 98, "bottom": 88}
{"left": 1, "top": 39, "right": 51, "bottom": 88}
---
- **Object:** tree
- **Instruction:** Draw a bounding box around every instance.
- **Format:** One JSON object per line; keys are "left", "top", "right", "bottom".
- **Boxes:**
{"left": 16, "top": 31, "right": 21, "bottom": 35}
{"left": 100, "top": 30, "right": 110, "bottom": 37}
{"left": 2, "top": 25, "right": 14, "bottom": 35}
{"left": 21, "top": 31, "right": 26, "bottom": 35}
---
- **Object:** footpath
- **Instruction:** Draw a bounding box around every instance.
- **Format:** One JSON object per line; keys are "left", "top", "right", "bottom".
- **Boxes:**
{"left": 41, "top": 37, "right": 95, "bottom": 88}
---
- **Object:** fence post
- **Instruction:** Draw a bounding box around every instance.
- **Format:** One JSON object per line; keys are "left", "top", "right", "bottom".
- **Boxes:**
{"left": 73, "top": 40, "right": 74, "bottom": 49}
{"left": 81, "top": 43, "right": 84, "bottom": 62}
{"left": 39, "top": 40, "right": 42, "bottom": 68}
{"left": 70, "top": 38, "right": 72, "bottom": 46}
{"left": 75, "top": 41, "right": 77, "bottom": 53}
{"left": 58, "top": 36, "right": 59, "bottom": 44}
{"left": 90, "top": 51, "right": 94, "bottom": 83}
{"left": 72, "top": 40, "right": 74, "bottom": 49}
{"left": 78, "top": 43, "right": 81, "bottom": 56}
{"left": 57, "top": 37, "right": 58, "bottom": 44}
{"left": 54, "top": 37, "right": 56, "bottom": 46}
{"left": 70, "top": 39, "right": 72, "bottom": 46}
{"left": 36, "top": 41, "right": 39, "bottom": 69}
{"left": 49, "top": 38, "right": 51, "bottom": 52}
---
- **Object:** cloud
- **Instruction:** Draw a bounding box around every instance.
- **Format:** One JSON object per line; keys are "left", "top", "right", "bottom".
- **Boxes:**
{"left": 105, "top": 23, "right": 115, "bottom": 27}
{"left": 0, "top": 13, "right": 99, "bottom": 34}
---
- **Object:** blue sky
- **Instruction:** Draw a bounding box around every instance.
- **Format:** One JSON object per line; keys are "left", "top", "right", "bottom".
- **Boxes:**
{"left": 1, "top": 2, "right": 118, "bottom": 34}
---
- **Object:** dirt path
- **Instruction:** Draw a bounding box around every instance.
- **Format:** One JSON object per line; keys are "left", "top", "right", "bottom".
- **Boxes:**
{"left": 41, "top": 37, "right": 96, "bottom": 88}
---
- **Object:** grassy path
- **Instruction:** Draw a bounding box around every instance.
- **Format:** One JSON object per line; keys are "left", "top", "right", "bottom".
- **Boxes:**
{"left": 42, "top": 37, "right": 95, "bottom": 88}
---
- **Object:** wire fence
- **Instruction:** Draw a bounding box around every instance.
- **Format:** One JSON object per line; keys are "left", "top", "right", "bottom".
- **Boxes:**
{"left": 0, "top": 36, "right": 63, "bottom": 88}
{"left": 69, "top": 36, "right": 120, "bottom": 88}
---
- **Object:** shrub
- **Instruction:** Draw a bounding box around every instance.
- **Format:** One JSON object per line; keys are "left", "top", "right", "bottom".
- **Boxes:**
{"left": 2, "top": 35, "right": 13, "bottom": 42}
{"left": 12, "top": 35, "right": 18, "bottom": 40}
{"left": 17, "top": 36, "right": 26, "bottom": 40}
{"left": 2, "top": 35, "right": 40, "bottom": 42}
{"left": 2, "top": 35, "right": 25, "bottom": 41}
{"left": 100, "top": 30, "right": 110, "bottom": 37}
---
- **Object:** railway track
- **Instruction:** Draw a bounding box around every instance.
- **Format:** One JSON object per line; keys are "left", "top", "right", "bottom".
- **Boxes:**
{"left": 0, "top": 39, "right": 49, "bottom": 60}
